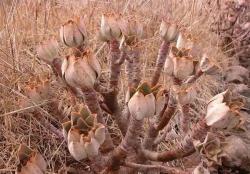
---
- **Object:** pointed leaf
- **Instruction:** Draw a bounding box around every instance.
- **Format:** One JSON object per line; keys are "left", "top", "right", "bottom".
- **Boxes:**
{"left": 173, "top": 56, "right": 194, "bottom": 80}
{"left": 137, "top": 82, "right": 151, "bottom": 95}
{"left": 62, "top": 121, "right": 71, "bottom": 140}
{"left": 68, "top": 128, "right": 81, "bottom": 143}
{"left": 61, "top": 21, "right": 75, "bottom": 46}
{"left": 206, "top": 103, "right": 230, "bottom": 128}
{"left": 79, "top": 105, "right": 91, "bottom": 120}
{"left": 17, "top": 144, "right": 32, "bottom": 162}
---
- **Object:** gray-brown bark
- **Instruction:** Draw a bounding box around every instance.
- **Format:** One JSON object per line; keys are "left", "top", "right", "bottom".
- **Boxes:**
{"left": 124, "top": 161, "right": 189, "bottom": 174}
{"left": 151, "top": 41, "right": 171, "bottom": 87}
{"left": 103, "top": 40, "right": 128, "bottom": 136}
{"left": 142, "top": 118, "right": 209, "bottom": 162}
{"left": 82, "top": 88, "right": 114, "bottom": 151}
{"left": 125, "top": 49, "right": 141, "bottom": 88}
{"left": 142, "top": 106, "right": 176, "bottom": 150}
{"left": 102, "top": 114, "right": 145, "bottom": 173}
{"left": 180, "top": 104, "right": 190, "bottom": 134}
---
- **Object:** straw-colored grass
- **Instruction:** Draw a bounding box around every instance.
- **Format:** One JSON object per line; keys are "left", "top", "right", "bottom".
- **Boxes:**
{"left": 0, "top": 0, "right": 229, "bottom": 172}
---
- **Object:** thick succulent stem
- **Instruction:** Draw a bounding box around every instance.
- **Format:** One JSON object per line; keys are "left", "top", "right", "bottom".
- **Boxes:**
{"left": 142, "top": 118, "right": 209, "bottom": 162}
{"left": 102, "top": 91, "right": 127, "bottom": 136}
{"left": 124, "top": 161, "right": 189, "bottom": 174}
{"left": 82, "top": 88, "right": 104, "bottom": 122}
{"left": 125, "top": 49, "right": 141, "bottom": 88}
{"left": 143, "top": 125, "right": 159, "bottom": 150}
{"left": 125, "top": 55, "right": 134, "bottom": 88}
{"left": 180, "top": 104, "right": 190, "bottom": 134}
{"left": 121, "top": 116, "right": 143, "bottom": 151}
{"left": 71, "top": 45, "right": 85, "bottom": 57}
{"left": 51, "top": 57, "right": 63, "bottom": 77}
{"left": 32, "top": 111, "right": 64, "bottom": 140}
{"left": 82, "top": 88, "right": 114, "bottom": 151}
{"left": 184, "top": 70, "right": 203, "bottom": 84}
{"left": 143, "top": 92, "right": 174, "bottom": 150}
{"left": 109, "top": 39, "right": 123, "bottom": 88}
{"left": 121, "top": 49, "right": 142, "bottom": 130}
{"left": 151, "top": 41, "right": 170, "bottom": 87}
{"left": 101, "top": 146, "right": 127, "bottom": 174}
{"left": 103, "top": 40, "right": 127, "bottom": 136}
{"left": 89, "top": 154, "right": 108, "bottom": 173}
{"left": 103, "top": 115, "right": 144, "bottom": 173}
{"left": 156, "top": 106, "right": 176, "bottom": 131}
{"left": 142, "top": 106, "right": 176, "bottom": 150}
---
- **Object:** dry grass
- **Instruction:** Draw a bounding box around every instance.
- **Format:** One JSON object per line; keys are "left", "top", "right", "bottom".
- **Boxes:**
{"left": 0, "top": 0, "right": 229, "bottom": 173}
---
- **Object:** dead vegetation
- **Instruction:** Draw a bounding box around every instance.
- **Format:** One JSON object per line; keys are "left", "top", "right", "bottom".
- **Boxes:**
{"left": 0, "top": 0, "right": 249, "bottom": 173}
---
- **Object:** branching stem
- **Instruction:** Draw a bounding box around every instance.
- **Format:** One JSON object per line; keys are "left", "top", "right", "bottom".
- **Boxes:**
{"left": 151, "top": 41, "right": 171, "bottom": 87}
{"left": 142, "top": 118, "right": 209, "bottom": 162}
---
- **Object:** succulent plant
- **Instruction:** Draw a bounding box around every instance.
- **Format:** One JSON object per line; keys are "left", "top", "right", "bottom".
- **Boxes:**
{"left": 176, "top": 32, "right": 202, "bottom": 59}
{"left": 194, "top": 132, "right": 250, "bottom": 170}
{"left": 26, "top": 9, "right": 250, "bottom": 173}
{"left": 16, "top": 144, "right": 47, "bottom": 174}
{"left": 60, "top": 18, "right": 86, "bottom": 48}
{"left": 19, "top": 77, "right": 51, "bottom": 108}
{"left": 159, "top": 20, "right": 179, "bottom": 42}
{"left": 199, "top": 54, "right": 217, "bottom": 74}
{"left": 205, "top": 90, "right": 244, "bottom": 129}
{"left": 163, "top": 56, "right": 174, "bottom": 76}
{"left": 37, "top": 39, "right": 59, "bottom": 65}
{"left": 62, "top": 105, "right": 105, "bottom": 161}
{"left": 99, "top": 13, "right": 122, "bottom": 42}
{"left": 61, "top": 51, "right": 101, "bottom": 90}
{"left": 128, "top": 82, "right": 156, "bottom": 120}
{"left": 172, "top": 83, "right": 197, "bottom": 105}
{"left": 155, "top": 89, "right": 168, "bottom": 115}
{"left": 119, "top": 18, "right": 143, "bottom": 46}
{"left": 171, "top": 46, "right": 195, "bottom": 80}
{"left": 194, "top": 132, "right": 223, "bottom": 166}
{"left": 176, "top": 32, "right": 195, "bottom": 50}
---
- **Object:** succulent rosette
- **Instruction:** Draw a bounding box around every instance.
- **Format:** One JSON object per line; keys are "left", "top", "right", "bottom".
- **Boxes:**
{"left": 60, "top": 18, "right": 86, "bottom": 47}
{"left": 62, "top": 105, "right": 105, "bottom": 161}
{"left": 17, "top": 144, "right": 47, "bottom": 174}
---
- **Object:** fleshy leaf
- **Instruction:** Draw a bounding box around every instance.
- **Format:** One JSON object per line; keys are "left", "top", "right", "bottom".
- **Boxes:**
{"left": 145, "top": 93, "right": 156, "bottom": 117}
{"left": 84, "top": 132, "right": 100, "bottom": 158}
{"left": 17, "top": 144, "right": 32, "bottom": 163}
{"left": 128, "top": 91, "right": 148, "bottom": 120}
{"left": 62, "top": 121, "right": 71, "bottom": 140}
{"left": 94, "top": 125, "right": 106, "bottom": 145}
{"left": 68, "top": 141, "right": 87, "bottom": 161}
{"left": 78, "top": 105, "right": 91, "bottom": 119}
{"left": 68, "top": 128, "right": 81, "bottom": 143}
{"left": 137, "top": 82, "right": 151, "bottom": 95}
{"left": 29, "top": 153, "right": 47, "bottom": 172}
